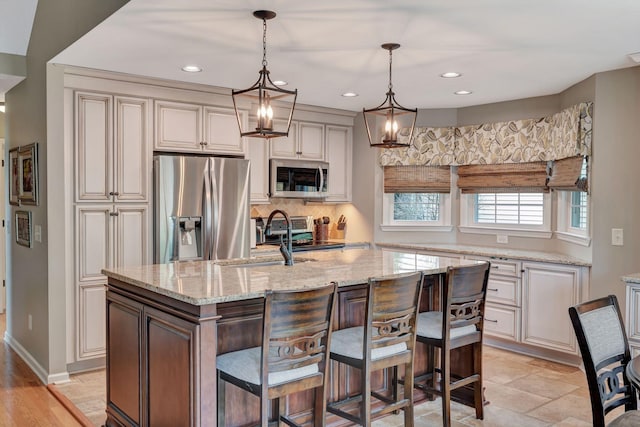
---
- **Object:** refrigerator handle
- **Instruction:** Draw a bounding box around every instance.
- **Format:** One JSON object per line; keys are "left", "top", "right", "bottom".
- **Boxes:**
{"left": 318, "top": 166, "right": 324, "bottom": 192}
{"left": 203, "top": 163, "right": 213, "bottom": 260}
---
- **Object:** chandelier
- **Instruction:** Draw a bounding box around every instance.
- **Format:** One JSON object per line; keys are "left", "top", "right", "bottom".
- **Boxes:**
{"left": 363, "top": 43, "right": 417, "bottom": 148}
{"left": 232, "top": 10, "right": 297, "bottom": 139}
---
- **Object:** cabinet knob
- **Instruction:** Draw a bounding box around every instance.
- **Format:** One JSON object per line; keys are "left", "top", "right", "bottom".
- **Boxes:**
{"left": 296, "top": 151, "right": 302, "bottom": 155}
{"left": 488, "top": 288, "right": 499, "bottom": 292}
{"left": 201, "top": 141, "right": 208, "bottom": 146}
{"left": 109, "top": 212, "right": 119, "bottom": 217}
{"left": 485, "top": 318, "right": 498, "bottom": 323}
{"left": 109, "top": 191, "right": 120, "bottom": 196}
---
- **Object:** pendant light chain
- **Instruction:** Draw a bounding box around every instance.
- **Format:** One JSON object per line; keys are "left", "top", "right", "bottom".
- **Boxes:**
{"left": 262, "top": 17, "right": 268, "bottom": 68}
{"left": 388, "top": 48, "right": 393, "bottom": 92}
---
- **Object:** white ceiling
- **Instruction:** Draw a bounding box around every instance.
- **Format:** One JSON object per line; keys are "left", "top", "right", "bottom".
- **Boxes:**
{"left": 0, "top": 0, "right": 37, "bottom": 100}
{"left": 20, "top": 0, "right": 640, "bottom": 110}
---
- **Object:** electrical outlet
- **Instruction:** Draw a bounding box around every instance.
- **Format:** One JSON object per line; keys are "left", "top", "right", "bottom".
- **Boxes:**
{"left": 34, "top": 225, "right": 42, "bottom": 243}
{"left": 497, "top": 234, "right": 509, "bottom": 244}
{"left": 612, "top": 228, "right": 624, "bottom": 246}
{"left": 28, "top": 314, "right": 32, "bottom": 331}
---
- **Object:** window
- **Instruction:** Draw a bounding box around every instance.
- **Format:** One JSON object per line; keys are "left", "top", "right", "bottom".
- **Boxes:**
{"left": 393, "top": 193, "right": 440, "bottom": 221}
{"left": 459, "top": 191, "right": 551, "bottom": 237}
{"left": 475, "top": 193, "right": 545, "bottom": 225}
{"left": 382, "top": 192, "right": 451, "bottom": 230}
{"left": 570, "top": 191, "right": 588, "bottom": 230}
{"left": 555, "top": 157, "right": 590, "bottom": 245}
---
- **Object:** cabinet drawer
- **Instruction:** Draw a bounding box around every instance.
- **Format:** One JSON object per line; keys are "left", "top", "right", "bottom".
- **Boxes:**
{"left": 486, "top": 276, "right": 521, "bottom": 306}
{"left": 484, "top": 305, "right": 520, "bottom": 341}
{"left": 489, "top": 260, "right": 521, "bottom": 277}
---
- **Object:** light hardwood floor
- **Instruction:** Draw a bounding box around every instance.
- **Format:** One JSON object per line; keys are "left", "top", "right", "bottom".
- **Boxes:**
{"left": 0, "top": 315, "right": 82, "bottom": 426}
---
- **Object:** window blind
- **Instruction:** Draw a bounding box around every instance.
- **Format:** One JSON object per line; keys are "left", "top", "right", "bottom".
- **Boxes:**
{"left": 457, "top": 162, "right": 548, "bottom": 193}
{"left": 383, "top": 165, "right": 451, "bottom": 193}
{"left": 547, "top": 156, "right": 588, "bottom": 192}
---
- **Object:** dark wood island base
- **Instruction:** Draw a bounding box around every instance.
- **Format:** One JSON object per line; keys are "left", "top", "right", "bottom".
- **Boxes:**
{"left": 103, "top": 249, "right": 480, "bottom": 426}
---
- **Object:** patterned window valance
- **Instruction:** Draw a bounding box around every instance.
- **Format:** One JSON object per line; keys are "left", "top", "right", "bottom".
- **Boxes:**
{"left": 379, "top": 102, "right": 593, "bottom": 167}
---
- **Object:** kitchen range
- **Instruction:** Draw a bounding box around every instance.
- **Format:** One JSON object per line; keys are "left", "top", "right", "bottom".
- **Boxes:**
{"left": 255, "top": 215, "right": 345, "bottom": 252}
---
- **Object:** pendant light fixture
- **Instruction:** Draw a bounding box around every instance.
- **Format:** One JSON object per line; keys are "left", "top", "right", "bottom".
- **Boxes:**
{"left": 363, "top": 43, "right": 417, "bottom": 148}
{"left": 232, "top": 10, "right": 297, "bottom": 139}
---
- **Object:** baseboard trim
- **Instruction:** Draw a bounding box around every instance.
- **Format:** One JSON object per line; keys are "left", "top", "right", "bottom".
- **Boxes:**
{"left": 4, "top": 331, "right": 70, "bottom": 385}
{"left": 485, "top": 336, "right": 581, "bottom": 367}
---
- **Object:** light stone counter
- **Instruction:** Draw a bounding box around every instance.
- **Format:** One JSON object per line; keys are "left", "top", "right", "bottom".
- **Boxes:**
{"left": 102, "top": 248, "right": 475, "bottom": 306}
{"left": 622, "top": 273, "right": 640, "bottom": 284}
{"left": 375, "top": 242, "right": 591, "bottom": 267}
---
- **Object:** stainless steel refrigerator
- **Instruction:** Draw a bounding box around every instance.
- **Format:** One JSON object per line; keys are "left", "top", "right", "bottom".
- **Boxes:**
{"left": 154, "top": 154, "right": 250, "bottom": 263}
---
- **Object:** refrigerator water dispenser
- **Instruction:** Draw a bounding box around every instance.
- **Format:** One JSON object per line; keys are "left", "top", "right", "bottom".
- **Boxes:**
{"left": 178, "top": 216, "right": 202, "bottom": 260}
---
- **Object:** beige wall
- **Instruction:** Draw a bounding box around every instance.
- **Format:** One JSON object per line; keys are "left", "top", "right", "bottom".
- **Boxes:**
{"left": 5, "top": 0, "right": 127, "bottom": 380}
{"left": 0, "top": 111, "right": 4, "bottom": 137}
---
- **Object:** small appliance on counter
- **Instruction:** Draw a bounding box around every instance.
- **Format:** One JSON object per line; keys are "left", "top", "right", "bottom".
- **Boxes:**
{"left": 260, "top": 215, "right": 345, "bottom": 252}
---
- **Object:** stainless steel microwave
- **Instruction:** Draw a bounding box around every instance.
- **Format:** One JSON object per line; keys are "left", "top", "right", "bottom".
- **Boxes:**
{"left": 270, "top": 159, "right": 329, "bottom": 198}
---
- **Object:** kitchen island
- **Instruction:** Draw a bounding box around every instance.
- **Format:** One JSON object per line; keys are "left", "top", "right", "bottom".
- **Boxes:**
{"left": 102, "top": 249, "right": 479, "bottom": 427}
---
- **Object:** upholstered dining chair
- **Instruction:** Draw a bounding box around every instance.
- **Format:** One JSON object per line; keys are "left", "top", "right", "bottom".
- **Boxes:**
{"left": 413, "top": 262, "right": 490, "bottom": 427}
{"left": 569, "top": 295, "right": 640, "bottom": 427}
{"left": 327, "top": 271, "right": 423, "bottom": 426}
{"left": 217, "top": 282, "right": 338, "bottom": 427}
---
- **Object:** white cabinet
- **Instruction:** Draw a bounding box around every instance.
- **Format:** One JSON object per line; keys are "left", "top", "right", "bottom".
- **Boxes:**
{"left": 325, "top": 125, "right": 352, "bottom": 202}
{"left": 154, "top": 100, "right": 247, "bottom": 155}
{"left": 522, "top": 262, "right": 582, "bottom": 354}
{"left": 625, "top": 279, "right": 640, "bottom": 358}
{"left": 269, "top": 121, "right": 325, "bottom": 160}
{"left": 247, "top": 133, "right": 270, "bottom": 204}
{"left": 75, "top": 93, "right": 150, "bottom": 202}
{"left": 75, "top": 204, "right": 150, "bottom": 359}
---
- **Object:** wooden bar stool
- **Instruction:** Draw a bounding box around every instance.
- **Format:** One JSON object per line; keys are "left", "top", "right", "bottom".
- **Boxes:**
{"left": 217, "top": 282, "right": 338, "bottom": 427}
{"left": 327, "top": 271, "right": 423, "bottom": 426}
{"left": 414, "top": 262, "right": 490, "bottom": 427}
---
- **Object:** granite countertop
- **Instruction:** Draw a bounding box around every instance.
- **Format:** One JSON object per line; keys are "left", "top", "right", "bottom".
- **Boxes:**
{"left": 375, "top": 242, "right": 591, "bottom": 267}
{"left": 102, "top": 248, "right": 476, "bottom": 306}
{"left": 622, "top": 273, "right": 640, "bottom": 284}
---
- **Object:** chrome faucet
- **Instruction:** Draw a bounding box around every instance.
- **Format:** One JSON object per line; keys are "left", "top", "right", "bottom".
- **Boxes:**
{"left": 265, "top": 209, "right": 293, "bottom": 266}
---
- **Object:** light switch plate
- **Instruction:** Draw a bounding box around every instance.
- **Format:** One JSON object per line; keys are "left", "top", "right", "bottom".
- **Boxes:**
{"left": 34, "top": 225, "right": 41, "bottom": 243}
{"left": 497, "top": 234, "right": 509, "bottom": 244}
{"left": 612, "top": 228, "right": 624, "bottom": 246}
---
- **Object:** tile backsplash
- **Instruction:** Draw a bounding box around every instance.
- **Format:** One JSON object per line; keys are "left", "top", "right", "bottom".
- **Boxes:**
{"left": 251, "top": 199, "right": 338, "bottom": 221}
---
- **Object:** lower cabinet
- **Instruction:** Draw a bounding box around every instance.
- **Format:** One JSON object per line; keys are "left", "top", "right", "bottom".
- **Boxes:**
{"left": 106, "top": 285, "right": 218, "bottom": 427}
{"left": 75, "top": 204, "right": 150, "bottom": 361}
{"left": 521, "top": 262, "right": 582, "bottom": 354}
{"left": 484, "top": 304, "right": 520, "bottom": 341}
{"left": 625, "top": 280, "right": 640, "bottom": 358}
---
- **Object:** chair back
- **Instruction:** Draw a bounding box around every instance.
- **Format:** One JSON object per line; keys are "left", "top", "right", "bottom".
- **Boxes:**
{"left": 261, "top": 283, "right": 337, "bottom": 384}
{"left": 443, "top": 262, "right": 490, "bottom": 338}
{"left": 368, "top": 271, "right": 423, "bottom": 357}
{"left": 568, "top": 295, "right": 637, "bottom": 426}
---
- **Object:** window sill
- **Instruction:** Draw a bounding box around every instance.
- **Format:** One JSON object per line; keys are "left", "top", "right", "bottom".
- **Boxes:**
{"left": 555, "top": 231, "right": 591, "bottom": 247}
{"left": 380, "top": 224, "right": 454, "bottom": 232}
{"left": 458, "top": 226, "right": 552, "bottom": 239}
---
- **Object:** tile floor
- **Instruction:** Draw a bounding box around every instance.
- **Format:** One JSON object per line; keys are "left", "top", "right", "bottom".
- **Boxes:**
{"left": 56, "top": 346, "right": 607, "bottom": 426}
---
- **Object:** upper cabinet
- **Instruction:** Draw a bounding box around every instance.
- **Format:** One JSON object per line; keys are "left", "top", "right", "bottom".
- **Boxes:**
{"left": 325, "top": 125, "right": 353, "bottom": 203}
{"left": 246, "top": 119, "right": 270, "bottom": 204}
{"left": 75, "top": 92, "right": 150, "bottom": 203}
{"left": 269, "top": 121, "right": 325, "bottom": 161}
{"left": 154, "top": 100, "right": 248, "bottom": 155}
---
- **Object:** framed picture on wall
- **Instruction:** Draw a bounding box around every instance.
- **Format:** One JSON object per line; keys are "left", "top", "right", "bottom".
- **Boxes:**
{"left": 18, "top": 142, "right": 38, "bottom": 205}
{"left": 9, "top": 147, "right": 20, "bottom": 206}
{"left": 15, "top": 210, "right": 32, "bottom": 248}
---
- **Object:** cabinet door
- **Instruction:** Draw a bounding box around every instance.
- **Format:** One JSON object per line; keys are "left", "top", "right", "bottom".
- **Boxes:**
{"left": 115, "top": 96, "right": 150, "bottom": 202}
{"left": 298, "top": 122, "right": 325, "bottom": 160}
{"left": 522, "top": 263, "right": 581, "bottom": 354}
{"left": 154, "top": 100, "right": 202, "bottom": 152}
{"left": 76, "top": 92, "right": 112, "bottom": 202}
{"left": 325, "top": 125, "right": 352, "bottom": 202}
{"left": 246, "top": 130, "right": 270, "bottom": 204}
{"left": 106, "top": 290, "right": 143, "bottom": 426}
{"left": 269, "top": 120, "right": 298, "bottom": 159}
{"left": 203, "top": 106, "right": 246, "bottom": 155}
{"left": 78, "top": 282, "right": 107, "bottom": 359}
{"left": 76, "top": 205, "right": 112, "bottom": 282}
{"left": 114, "top": 205, "right": 150, "bottom": 268}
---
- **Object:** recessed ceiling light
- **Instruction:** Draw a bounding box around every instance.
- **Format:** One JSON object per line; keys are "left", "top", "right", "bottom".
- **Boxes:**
{"left": 272, "top": 80, "right": 288, "bottom": 86}
{"left": 342, "top": 92, "right": 358, "bottom": 97}
{"left": 441, "top": 72, "right": 461, "bottom": 78}
{"left": 181, "top": 65, "right": 202, "bottom": 73}
{"left": 454, "top": 90, "right": 472, "bottom": 95}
